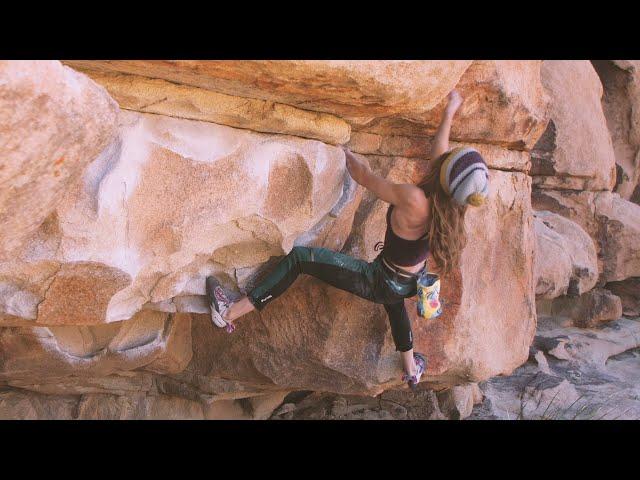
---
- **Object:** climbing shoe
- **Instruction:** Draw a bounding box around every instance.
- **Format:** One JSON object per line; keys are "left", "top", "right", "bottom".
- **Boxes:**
{"left": 206, "top": 276, "right": 235, "bottom": 333}
{"left": 402, "top": 352, "right": 427, "bottom": 390}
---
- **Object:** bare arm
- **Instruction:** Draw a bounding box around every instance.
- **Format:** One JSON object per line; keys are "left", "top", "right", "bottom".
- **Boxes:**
{"left": 342, "top": 147, "right": 425, "bottom": 208}
{"left": 428, "top": 89, "right": 464, "bottom": 162}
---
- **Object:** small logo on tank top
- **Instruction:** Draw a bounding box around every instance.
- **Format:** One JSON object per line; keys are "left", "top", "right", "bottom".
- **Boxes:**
{"left": 261, "top": 295, "right": 273, "bottom": 303}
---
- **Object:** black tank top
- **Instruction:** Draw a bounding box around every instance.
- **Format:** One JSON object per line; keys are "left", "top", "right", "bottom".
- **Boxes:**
{"left": 381, "top": 204, "right": 430, "bottom": 267}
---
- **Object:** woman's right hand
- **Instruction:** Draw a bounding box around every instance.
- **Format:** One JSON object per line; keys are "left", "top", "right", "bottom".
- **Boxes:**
{"left": 342, "top": 146, "right": 371, "bottom": 184}
{"left": 445, "top": 89, "right": 464, "bottom": 115}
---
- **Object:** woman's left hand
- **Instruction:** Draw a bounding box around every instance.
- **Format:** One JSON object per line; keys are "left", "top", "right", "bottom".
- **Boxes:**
{"left": 342, "top": 146, "right": 371, "bottom": 184}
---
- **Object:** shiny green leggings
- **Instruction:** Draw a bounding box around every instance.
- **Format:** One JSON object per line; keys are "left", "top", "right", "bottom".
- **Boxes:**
{"left": 247, "top": 246, "right": 418, "bottom": 352}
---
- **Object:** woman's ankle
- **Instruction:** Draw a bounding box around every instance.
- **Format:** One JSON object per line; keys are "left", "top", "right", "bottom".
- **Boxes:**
{"left": 222, "top": 302, "right": 236, "bottom": 322}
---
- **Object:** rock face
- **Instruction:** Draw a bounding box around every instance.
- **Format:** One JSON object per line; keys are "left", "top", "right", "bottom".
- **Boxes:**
{"left": 538, "top": 288, "right": 623, "bottom": 328}
{"left": 0, "top": 311, "right": 192, "bottom": 385}
{"left": 532, "top": 61, "right": 616, "bottom": 191}
{"left": 533, "top": 210, "right": 598, "bottom": 299}
{"left": 70, "top": 71, "right": 351, "bottom": 145}
{"left": 591, "top": 60, "right": 640, "bottom": 201}
{"left": 4, "top": 59, "right": 640, "bottom": 419}
{"left": 65, "top": 60, "right": 472, "bottom": 121}
{"left": 349, "top": 61, "right": 549, "bottom": 150}
{"left": 0, "top": 61, "right": 119, "bottom": 257}
{"left": 532, "top": 189, "right": 640, "bottom": 284}
{"left": 0, "top": 110, "right": 351, "bottom": 327}
{"left": 423, "top": 60, "right": 549, "bottom": 149}
{"left": 605, "top": 277, "right": 640, "bottom": 316}
{"left": 268, "top": 386, "right": 483, "bottom": 420}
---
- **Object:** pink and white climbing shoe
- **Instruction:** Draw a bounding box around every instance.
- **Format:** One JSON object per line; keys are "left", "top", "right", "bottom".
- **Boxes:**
{"left": 206, "top": 276, "right": 235, "bottom": 333}
{"left": 402, "top": 353, "right": 427, "bottom": 390}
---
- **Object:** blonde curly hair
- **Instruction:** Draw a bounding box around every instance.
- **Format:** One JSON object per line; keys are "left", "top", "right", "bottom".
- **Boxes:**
{"left": 417, "top": 152, "right": 468, "bottom": 275}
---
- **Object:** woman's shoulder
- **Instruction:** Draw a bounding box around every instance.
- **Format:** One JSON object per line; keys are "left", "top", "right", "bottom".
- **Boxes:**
{"left": 394, "top": 185, "right": 430, "bottom": 217}
{"left": 407, "top": 184, "right": 430, "bottom": 209}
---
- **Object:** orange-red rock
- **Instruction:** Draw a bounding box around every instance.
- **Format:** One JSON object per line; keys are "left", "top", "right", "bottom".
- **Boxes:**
{"left": 36, "top": 262, "right": 131, "bottom": 325}
{"left": 351, "top": 61, "right": 549, "bottom": 150}
{"left": 65, "top": 60, "right": 472, "bottom": 119}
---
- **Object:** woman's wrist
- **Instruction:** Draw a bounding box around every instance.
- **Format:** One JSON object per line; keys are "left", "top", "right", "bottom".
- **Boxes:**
{"left": 444, "top": 104, "right": 459, "bottom": 118}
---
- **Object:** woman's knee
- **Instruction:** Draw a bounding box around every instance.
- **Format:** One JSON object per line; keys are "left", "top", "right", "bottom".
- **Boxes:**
{"left": 289, "top": 245, "right": 307, "bottom": 261}
{"left": 290, "top": 245, "right": 318, "bottom": 264}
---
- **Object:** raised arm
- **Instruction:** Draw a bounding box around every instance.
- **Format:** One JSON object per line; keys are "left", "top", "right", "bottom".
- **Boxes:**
{"left": 428, "top": 89, "right": 464, "bottom": 161}
{"left": 342, "top": 146, "right": 425, "bottom": 208}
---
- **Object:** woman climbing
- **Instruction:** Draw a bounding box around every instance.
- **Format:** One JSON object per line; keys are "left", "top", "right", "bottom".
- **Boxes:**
{"left": 206, "top": 89, "right": 490, "bottom": 388}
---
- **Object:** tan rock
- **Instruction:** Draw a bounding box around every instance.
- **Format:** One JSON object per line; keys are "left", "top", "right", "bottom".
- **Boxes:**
{"left": 158, "top": 373, "right": 274, "bottom": 403}
{"left": 594, "top": 191, "right": 640, "bottom": 282}
{"left": 605, "top": 277, "right": 640, "bottom": 316}
{"left": 0, "top": 60, "right": 118, "bottom": 256}
{"left": 441, "top": 60, "right": 549, "bottom": 149}
{"left": 65, "top": 60, "right": 472, "bottom": 119}
{"left": 0, "top": 390, "right": 78, "bottom": 420}
{"left": 436, "top": 383, "right": 483, "bottom": 420}
{"left": 37, "top": 262, "right": 131, "bottom": 325}
{"left": 379, "top": 135, "right": 433, "bottom": 158}
{"left": 76, "top": 393, "right": 138, "bottom": 420}
{"left": 545, "top": 288, "right": 623, "bottom": 328}
{"left": 2, "top": 110, "right": 356, "bottom": 325}
{"left": 0, "top": 311, "right": 192, "bottom": 382}
{"left": 345, "top": 131, "right": 382, "bottom": 155}
{"left": 200, "top": 392, "right": 287, "bottom": 419}
{"left": 143, "top": 394, "right": 204, "bottom": 419}
{"left": 8, "top": 372, "right": 154, "bottom": 396}
{"left": 74, "top": 71, "right": 350, "bottom": 145}
{"left": 353, "top": 61, "right": 549, "bottom": 149}
{"left": 533, "top": 189, "right": 640, "bottom": 283}
{"left": 533, "top": 210, "right": 598, "bottom": 299}
{"left": 347, "top": 135, "right": 531, "bottom": 172}
{"left": 77, "top": 393, "right": 204, "bottom": 420}
{"left": 532, "top": 61, "right": 616, "bottom": 191}
{"left": 203, "top": 399, "right": 249, "bottom": 420}
{"left": 249, "top": 391, "right": 289, "bottom": 420}
{"left": 591, "top": 60, "right": 640, "bottom": 200}
{"left": 532, "top": 189, "right": 599, "bottom": 237}
{"left": 0, "top": 261, "right": 59, "bottom": 322}
{"left": 144, "top": 313, "right": 193, "bottom": 375}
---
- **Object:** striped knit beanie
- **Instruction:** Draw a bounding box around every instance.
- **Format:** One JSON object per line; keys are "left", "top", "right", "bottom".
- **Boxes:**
{"left": 439, "top": 147, "right": 489, "bottom": 206}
